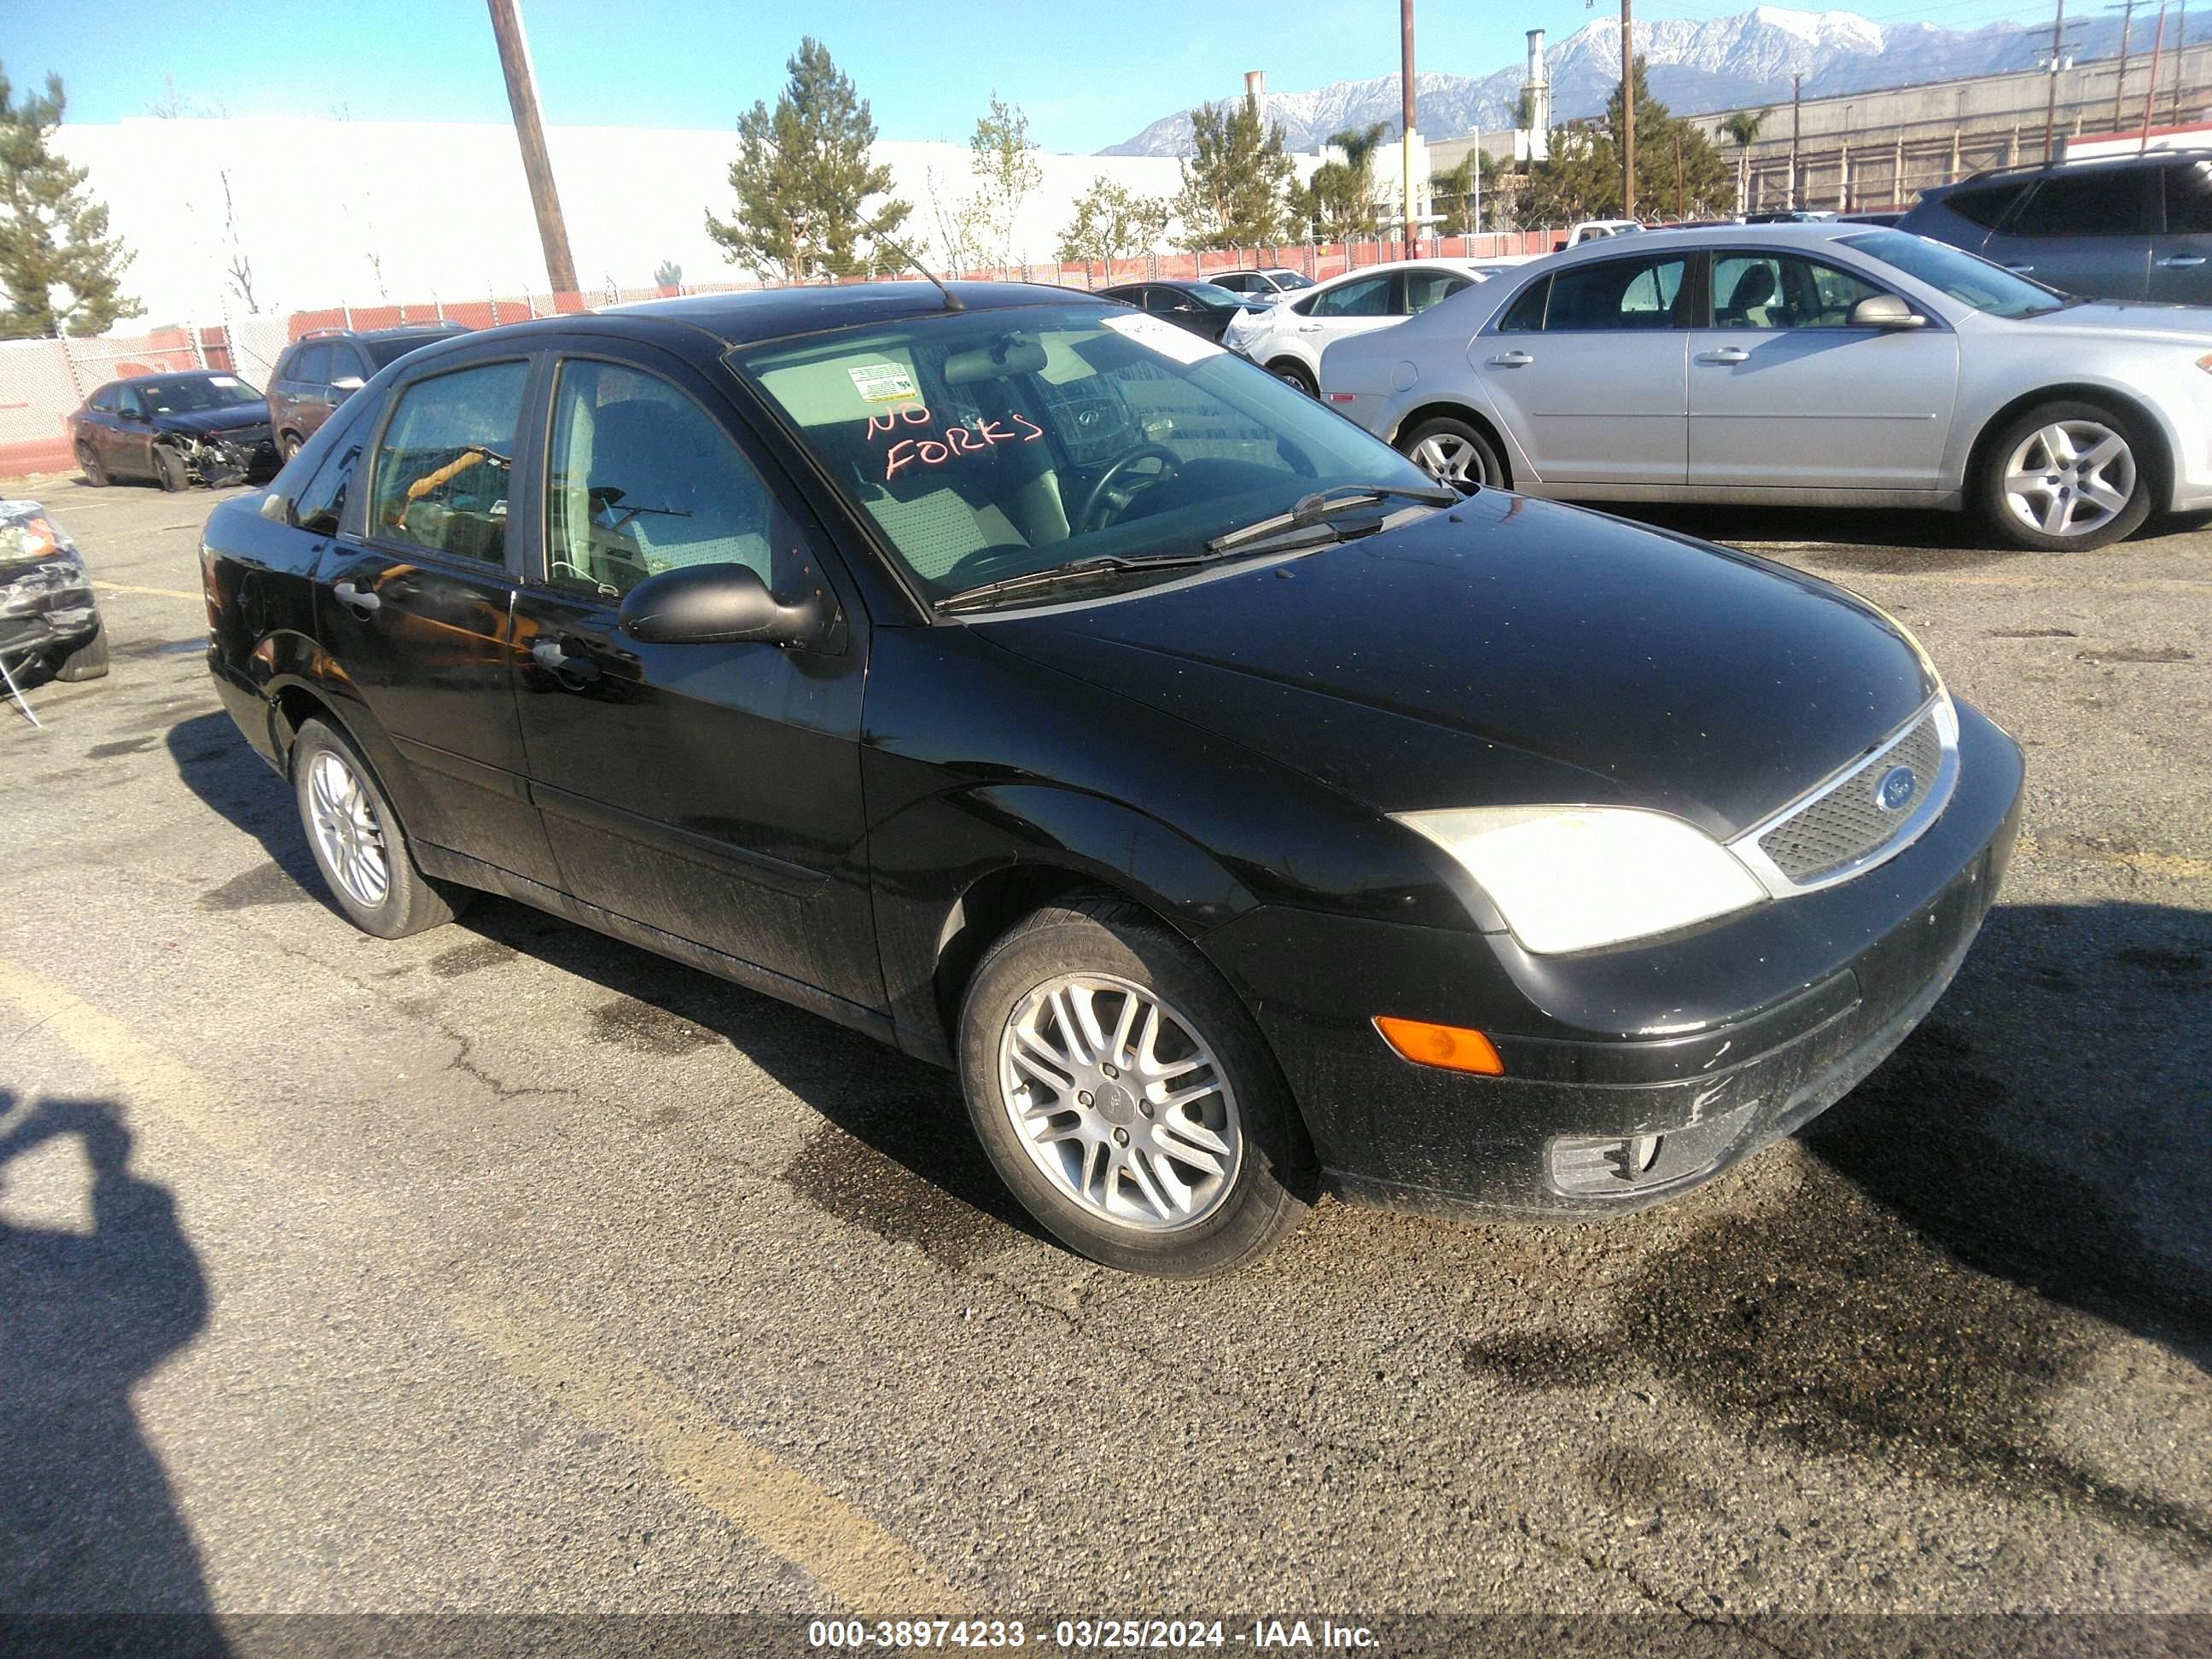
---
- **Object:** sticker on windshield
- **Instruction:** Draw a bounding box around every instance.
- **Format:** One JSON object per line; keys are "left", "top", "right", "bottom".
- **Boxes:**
{"left": 208, "top": 375, "right": 242, "bottom": 387}
{"left": 1100, "top": 313, "right": 1227, "bottom": 366}
{"left": 848, "top": 363, "right": 920, "bottom": 403}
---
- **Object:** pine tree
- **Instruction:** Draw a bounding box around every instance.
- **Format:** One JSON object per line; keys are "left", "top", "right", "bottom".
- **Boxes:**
{"left": 706, "top": 38, "right": 912, "bottom": 283}
{"left": 0, "top": 64, "right": 141, "bottom": 339}
{"left": 970, "top": 94, "right": 1042, "bottom": 268}
{"left": 1519, "top": 60, "right": 1732, "bottom": 225}
{"left": 1173, "top": 94, "right": 1295, "bottom": 251}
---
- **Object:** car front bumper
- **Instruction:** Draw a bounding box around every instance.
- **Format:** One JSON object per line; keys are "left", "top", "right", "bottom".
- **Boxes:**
{"left": 0, "top": 556, "right": 100, "bottom": 665}
{"left": 1200, "top": 698, "right": 2026, "bottom": 1219}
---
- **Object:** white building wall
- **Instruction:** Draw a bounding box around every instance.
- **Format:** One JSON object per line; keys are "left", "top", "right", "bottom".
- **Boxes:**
{"left": 53, "top": 118, "right": 1201, "bottom": 328}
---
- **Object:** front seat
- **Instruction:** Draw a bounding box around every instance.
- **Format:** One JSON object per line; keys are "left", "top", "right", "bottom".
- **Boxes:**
{"left": 1718, "top": 263, "right": 1778, "bottom": 329}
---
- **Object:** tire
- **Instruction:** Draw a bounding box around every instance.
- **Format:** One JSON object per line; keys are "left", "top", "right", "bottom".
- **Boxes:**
{"left": 1399, "top": 415, "right": 1505, "bottom": 493}
{"left": 1267, "top": 359, "right": 1318, "bottom": 398}
{"left": 50, "top": 620, "right": 109, "bottom": 682}
{"left": 76, "top": 442, "right": 108, "bottom": 488}
{"left": 1977, "top": 399, "right": 2154, "bottom": 552}
{"left": 278, "top": 431, "right": 304, "bottom": 464}
{"left": 152, "top": 444, "right": 189, "bottom": 493}
{"left": 957, "top": 895, "right": 1313, "bottom": 1277}
{"left": 291, "top": 718, "right": 464, "bottom": 939}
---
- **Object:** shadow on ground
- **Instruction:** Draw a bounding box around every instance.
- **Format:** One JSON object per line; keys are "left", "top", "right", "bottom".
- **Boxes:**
{"left": 0, "top": 1092, "right": 227, "bottom": 1646}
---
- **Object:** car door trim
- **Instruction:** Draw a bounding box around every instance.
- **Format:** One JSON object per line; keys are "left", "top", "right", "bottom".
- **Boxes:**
{"left": 528, "top": 777, "right": 830, "bottom": 897}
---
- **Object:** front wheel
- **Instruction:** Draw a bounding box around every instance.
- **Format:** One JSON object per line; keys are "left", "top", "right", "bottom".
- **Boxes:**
{"left": 1400, "top": 415, "right": 1505, "bottom": 493}
{"left": 291, "top": 718, "right": 464, "bottom": 938}
{"left": 152, "top": 444, "right": 189, "bottom": 493}
{"left": 1978, "top": 400, "right": 2152, "bottom": 551}
{"left": 958, "top": 896, "right": 1313, "bottom": 1277}
{"left": 278, "top": 432, "right": 304, "bottom": 465}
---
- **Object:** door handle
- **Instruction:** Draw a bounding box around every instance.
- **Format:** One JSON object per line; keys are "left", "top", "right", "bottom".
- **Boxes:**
{"left": 331, "top": 579, "right": 381, "bottom": 616}
{"left": 1696, "top": 347, "right": 1750, "bottom": 364}
{"left": 532, "top": 637, "right": 602, "bottom": 685}
{"left": 1487, "top": 350, "right": 1534, "bottom": 366}
{"left": 2159, "top": 254, "right": 2208, "bottom": 267}
{"left": 2005, "top": 263, "right": 2035, "bottom": 272}
{"left": 1297, "top": 323, "right": 1324, "bottom": 333}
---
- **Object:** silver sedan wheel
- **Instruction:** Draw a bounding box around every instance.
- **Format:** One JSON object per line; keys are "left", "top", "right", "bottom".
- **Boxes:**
{"left": 2001, "top": 419, "right": 2136, "bottom": 540}
{"left": 998, "top": 973, "right": 1242, "bottom": 1233}
{"left": 1410, "top": 431, "right": 1489, "bottom": 490}
{"left": 306, "top": 749, "right": 390, "bottom": 910}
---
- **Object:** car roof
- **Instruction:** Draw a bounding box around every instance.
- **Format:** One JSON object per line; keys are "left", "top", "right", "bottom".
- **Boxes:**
{"left": 1933, "top": 146, "right": 2212, "bottom": 195}
{"left": 601, "top": 281, "right": 1102, "bottom": 346}
{"left": 1309, "top": 257, "right": 1496, "bottom": 288}
{"left": 1532, "top": 222, "right": 1883, "bottom": 268}
{"left": 116, "top": 369, "right": 227, "bottom": 383}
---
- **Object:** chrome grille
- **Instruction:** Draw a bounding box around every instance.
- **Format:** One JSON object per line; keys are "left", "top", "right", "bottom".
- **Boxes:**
{"left": 1756, "top": 711, "right": 1945, "bottom": 884}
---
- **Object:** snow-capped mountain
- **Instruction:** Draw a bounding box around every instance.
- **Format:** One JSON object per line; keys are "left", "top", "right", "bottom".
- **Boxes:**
{"left": 1103, "top": 4, "right": 2185, "bottom": 156}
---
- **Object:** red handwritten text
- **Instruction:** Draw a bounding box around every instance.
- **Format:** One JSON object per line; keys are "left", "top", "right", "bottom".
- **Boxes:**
{"left": 884, "top": 410, "right": 1045, "bottom": 480}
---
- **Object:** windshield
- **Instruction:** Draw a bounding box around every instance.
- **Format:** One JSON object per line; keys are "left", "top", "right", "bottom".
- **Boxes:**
{"left": 730, "top": 302, "right": 1436, "bottom": 607}
{"left": 136, "top": 375, "right": 261, "bottom": 414}
{"left": 1841, "top": 230, "right": 2067, "bottom": 318}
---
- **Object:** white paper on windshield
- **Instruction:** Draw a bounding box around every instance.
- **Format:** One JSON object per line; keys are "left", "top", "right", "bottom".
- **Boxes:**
{"left": 847, "top": 362, "right": 919, "bottom": 403}
{"left": 209, "top": 375, "right": 242, "bottom": 387}
{"left": 1101, "top": 313, "right": 1227, "bottom": 366}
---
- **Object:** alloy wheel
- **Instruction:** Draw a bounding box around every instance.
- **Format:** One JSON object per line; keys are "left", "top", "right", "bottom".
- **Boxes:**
{"left": 2001, "top": 419, "right": 2136, "bottom": 541}
{"left": 1410, "top": 432, "right": 1489, "bottom": 491}
{"left": 306, "top": 749, "right": 391, "bottom": 909}
{"left": 998, "top": 972, "right": 1242, "bottom": 1232}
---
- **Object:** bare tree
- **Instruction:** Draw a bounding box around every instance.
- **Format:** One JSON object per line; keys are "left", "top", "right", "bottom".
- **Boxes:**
{"left": 218, "top": 171, "right": 265, "bottom": 313}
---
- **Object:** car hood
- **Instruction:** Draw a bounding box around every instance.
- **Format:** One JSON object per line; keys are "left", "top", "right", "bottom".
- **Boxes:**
{"left": 980, "top": 492, "right": 1936, "bottom": 841}
{"left": 2010, "top": 300, "right": 2212, "bottom": 345}
{"left": 153, "top": 403, "right": 271, "bottom": 437}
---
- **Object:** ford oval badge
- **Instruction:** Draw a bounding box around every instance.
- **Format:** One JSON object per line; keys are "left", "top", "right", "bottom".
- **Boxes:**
{"left": 1875, "top": 764, "right": 1917, "bottom": 813}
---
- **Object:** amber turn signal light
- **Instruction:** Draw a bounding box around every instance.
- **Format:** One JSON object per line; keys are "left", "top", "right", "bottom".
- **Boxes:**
{"left": 1372, "top": 1016, "right": 1505, "bottom": 1075}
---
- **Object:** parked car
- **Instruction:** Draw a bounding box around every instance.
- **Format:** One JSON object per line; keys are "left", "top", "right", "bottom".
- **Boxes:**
{"left": 202, "top": 281, "right": 2022, "bottom": 1276}
{"left": 267, "top": 325, "right": 469, "bottom": 462}
{"left": 67, "top": 371, "right": 278, "bottom": 491}
{"left": 1744, "top": 209, "right": 1837, "bottom": 224}
{"left": 1552, "top": 218, "right": 1644, "bottom": 250}
{"left": 1223, "top": 258, "right": 1505, "bottom": 394}
{"left": 1898, "top": 150, "right": 2212, "bottom": 305}
{"left": 1096, "top": 280, "right": 1270, "bottom": 341}
{"left": 1837, "top": 210, "right": 1904, "bottom": 227}
{"left": 0, "top": 498, "right": 106, "bottom": 687}
{"left": 1320, "top": 222, "right": 2212, "bottom": 550}
{"left": 1209, "top": 267, "right": 1318, "bottom": 302}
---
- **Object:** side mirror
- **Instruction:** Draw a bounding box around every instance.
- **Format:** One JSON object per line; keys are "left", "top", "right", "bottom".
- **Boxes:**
{"left": 618, "top": 562, "right": 824, "bottom": 647}
{"left": 1848, "top": 294, "right": 1928, "bottom": 330}
{"left": 259, "top": 490, "right": 294, "bottom": 523}
{"left": 119, "top": 407, "right": 149, "bottom": 422}
{"left": 330, "top": 375, "right": 366, "bottom": 393}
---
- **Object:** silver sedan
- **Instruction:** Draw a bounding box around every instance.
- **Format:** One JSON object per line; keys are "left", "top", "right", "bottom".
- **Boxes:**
{"left": 1318, "top": 223, "right": 2212, "bottom": 550}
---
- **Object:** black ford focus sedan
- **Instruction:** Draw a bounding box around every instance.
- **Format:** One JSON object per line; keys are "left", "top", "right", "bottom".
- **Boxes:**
{"left": 200, "top": 282, "right": 2023, "bottom": 1277}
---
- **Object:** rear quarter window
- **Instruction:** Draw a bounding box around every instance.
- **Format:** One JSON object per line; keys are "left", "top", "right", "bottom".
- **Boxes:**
{"left": 1945, "top": 180, "right": 2030, "bottom": 230}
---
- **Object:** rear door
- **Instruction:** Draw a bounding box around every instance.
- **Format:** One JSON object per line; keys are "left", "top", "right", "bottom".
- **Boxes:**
{"left": 1687, "top": 247, "right": 1959, "bottom": 492}
{"left": 313, "top": 348, "right": 560, "bottom": 885}
{"left": 507, "top": 341, "right": 878, "bottom": 1008}
{"left": 1981, "top": 166, "right": 2156, "bottom": 300}
{"left": 2152, "top": 158, "right": 2212, "bottom": 305}
{"left": 1474, "top": 251, "right": 1691, "bottom": 487}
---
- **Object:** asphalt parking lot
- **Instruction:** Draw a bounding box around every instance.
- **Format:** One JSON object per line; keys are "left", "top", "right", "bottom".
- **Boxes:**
{"left": 2, "top": 476, "right": 2208, "bottom": 1643}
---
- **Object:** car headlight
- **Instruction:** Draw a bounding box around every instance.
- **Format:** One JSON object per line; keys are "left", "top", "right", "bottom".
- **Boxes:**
{"left": 1391, "top": 806, "right": 1767, "bottom": 955}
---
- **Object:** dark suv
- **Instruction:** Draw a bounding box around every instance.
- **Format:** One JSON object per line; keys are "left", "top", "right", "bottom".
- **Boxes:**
{"left": 1898, "top": 149, "right": 2212, "bottom": 305}
{"left": 265, "top": 326, "right": 466, "bottom": 462}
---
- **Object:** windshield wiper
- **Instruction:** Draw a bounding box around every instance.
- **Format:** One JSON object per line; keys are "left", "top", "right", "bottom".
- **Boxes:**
{"left": 1202, "top": 483, "right": 1458, "bottom": 556}
{"left": 936, "top": 551, "right": 1212, "bottom": 614}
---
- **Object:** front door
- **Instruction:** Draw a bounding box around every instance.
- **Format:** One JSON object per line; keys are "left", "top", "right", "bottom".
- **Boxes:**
{"left": 107, "top": 387, "right": 157, "bottom": 480}
{"left": 314, "top": 352, "right": 559, "bottom": 885}
{"left": 1474, "top": 251, "right": 1691, "bottom": 486}
{"left": 508, "top": 346, "right": 879, "bottom": 1010}
{"left": 1687, "top": 249, "right": 1960, "bottom": 492}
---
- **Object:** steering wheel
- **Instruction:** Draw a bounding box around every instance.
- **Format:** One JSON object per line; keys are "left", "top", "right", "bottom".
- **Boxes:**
{"left": 1076, "top": 444, "right": 1180, "bottom": 534}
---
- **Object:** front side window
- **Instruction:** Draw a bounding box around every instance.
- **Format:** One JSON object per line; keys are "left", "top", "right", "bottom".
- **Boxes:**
{"left": 731, "top": 303, "right": 1434, "bottom": 605}
{"left": 89, "top": 386, "right": 119, "bottom": 413}
{"left": 1543, "top": 256, "right": 1687, "bottom": 330}
{"left": 1405, "top": 271, "right": 1472, "bottom": 315}
{"left": 1310, "top": 275, "right": 1393, "bottom": 317}
{"left": 369, "top": 359, "right": 527, "bottom": 565}
{"left": 2164, "top": 160, "right": 2212, "bottom": 235}
{"left": 292, "top": 345, "right": 332, "bottom": 386}
{"left": 542, "top": 359, "right": 780, "bottom": 601}
{"left": 117, "top": 387, "right": 144, "bottom": 418}
{"left": 1710, "top": 253, "right": 1884, "bottom": 328}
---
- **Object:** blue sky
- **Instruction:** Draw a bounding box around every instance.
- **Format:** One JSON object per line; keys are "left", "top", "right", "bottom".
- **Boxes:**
{"left": 11, "top": 0, "right": 2049, "bottom": 154}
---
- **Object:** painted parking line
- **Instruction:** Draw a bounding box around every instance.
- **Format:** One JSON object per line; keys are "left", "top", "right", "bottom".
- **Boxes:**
{"left": 2015, "top": 833, "right": 2212, "bottom": 882}
{"left": 0, "top": 954, "right": 962, "bottom": 1613}
{"left": 96, "top": 580, "right": 203, "bottom": 601}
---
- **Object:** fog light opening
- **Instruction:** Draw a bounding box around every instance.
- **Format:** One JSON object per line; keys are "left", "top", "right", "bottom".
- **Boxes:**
{"left": 1373, "top": 1016, "right": 1505, "bottom": 1075}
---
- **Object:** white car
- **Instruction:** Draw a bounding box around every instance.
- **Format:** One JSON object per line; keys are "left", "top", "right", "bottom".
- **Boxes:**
{"left": 1221, "top": 259, "right": 1506, "bottom": 395}
{"left": 1318, "top": 222, "right": 2212, "bottom": 550}
{"left": 1209, "top": 267, "right": 1318, "bottom": 304}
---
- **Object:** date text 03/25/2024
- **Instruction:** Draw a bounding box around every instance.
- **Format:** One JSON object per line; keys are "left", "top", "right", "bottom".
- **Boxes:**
{"left": 806, "top": 1619, "right": 1379, "bottom": 1650}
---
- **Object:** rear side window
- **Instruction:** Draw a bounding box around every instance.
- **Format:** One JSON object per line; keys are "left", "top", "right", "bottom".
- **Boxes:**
{"left": 1496, "top": 276, "right": 1550, "bottom": 332}
{"left": 1542, "top": 256, "right": 1687, "bottom": 330}
{"left": 369, "top": 359, "right": 528, "bottom": 566}
{"left": 2011, "top": 169, "right": 2153, "bottom": 236}
{"left": 1946, "top": 180, "right": 2030, "bottom": 230}
{"left": 2164, "top": 160, "right": 2212, "bottom": 234}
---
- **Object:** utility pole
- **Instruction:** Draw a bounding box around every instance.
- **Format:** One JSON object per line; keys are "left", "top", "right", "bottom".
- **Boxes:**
{"left": 1401, "top": 0, "right": 1418, "bottom": 253}
{"left": 1621, "top": 0, "right": 1636, "bottom": 219}
{"left": 2112, "top": 0, "right": 2139, "bottom": 128}
{"left": 1789, "top": 73, "right": 1802, "bottom": 209}
{"left": 2142, "top": 0, "right": 2170, "bottom": 147}
{"left": 1674, "top": 128, "right": 1685, "bottom": 218}
{"left": 2045, "top": 0, "right": 2069, "bottom": 160}
{"left": 486, "top": 0, "right": 579, "bottom": 297}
